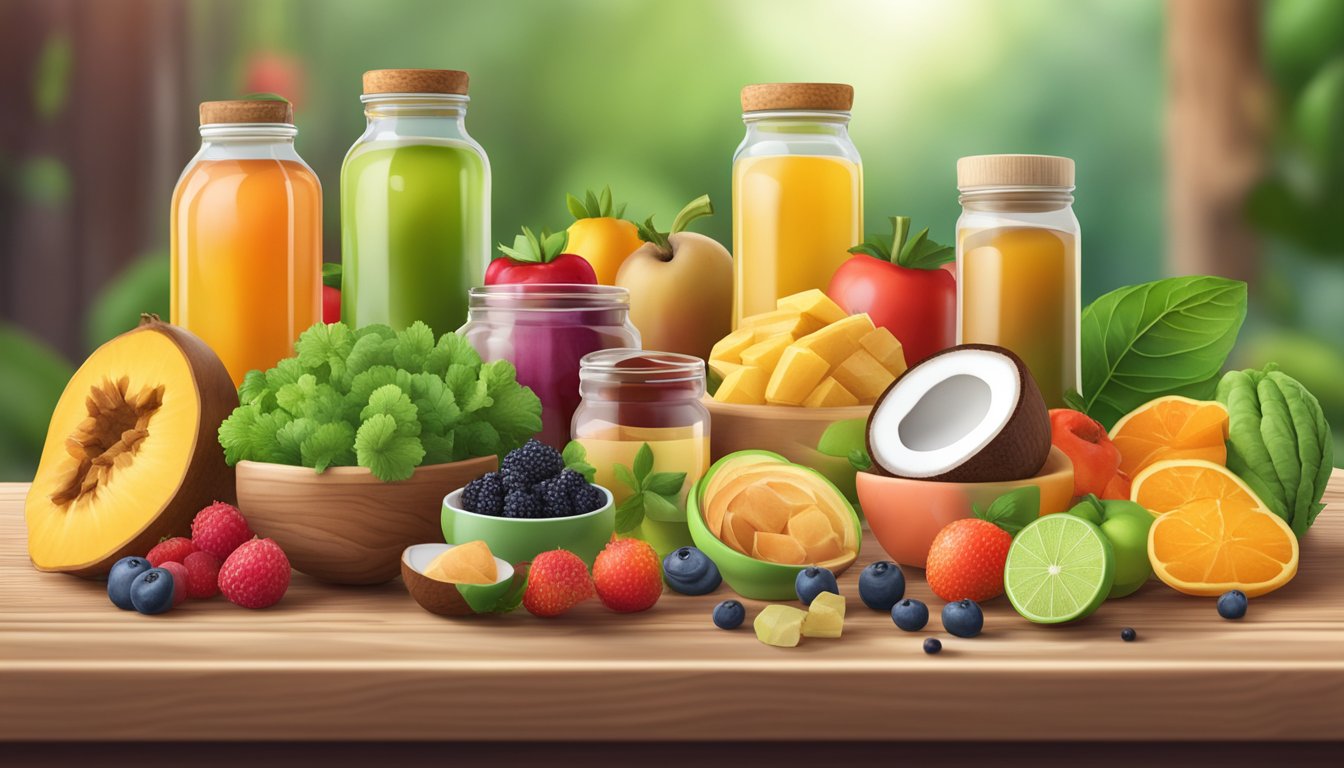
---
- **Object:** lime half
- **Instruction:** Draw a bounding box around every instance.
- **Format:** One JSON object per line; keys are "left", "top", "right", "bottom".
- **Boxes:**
{"left": 1005, "top": 514, "right": 1115, "bottom": 624}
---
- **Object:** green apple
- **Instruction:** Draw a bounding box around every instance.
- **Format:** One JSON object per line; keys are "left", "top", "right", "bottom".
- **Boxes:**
{"left": 1066, "top": 496, "right": 1154, "bottom": 599}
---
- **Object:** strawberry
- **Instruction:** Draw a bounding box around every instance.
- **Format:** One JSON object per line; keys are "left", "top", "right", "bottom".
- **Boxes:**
{"left": 523, "top": 549, "right": 593, "bottom": 617}
{"left": 158, "top": 561, "right": 189, "bottom": 607}
{"left": 925, "top": 487, "right": 1038, "bottom": 603}
{"left": 182, "top": 550, "right": 222, "bottom": 599}
{"left": 191, "top": 501, "right": 254, "bottom": 560}
{"left": 147, "top": 536, "right": 195, "bottom": 567}
{"left": 592, "top": 538, "right": 662, "bottom": 613}
{"left": 218, "top": 538, "right": 290, "bottom": 609}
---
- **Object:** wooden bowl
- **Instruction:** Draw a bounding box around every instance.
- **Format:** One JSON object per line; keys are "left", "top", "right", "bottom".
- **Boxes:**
{"left": 235, "top": 457, "right": 497, "bottom": 585}
{"left": 703, "top": 397, "right": 871, "bottom": 502}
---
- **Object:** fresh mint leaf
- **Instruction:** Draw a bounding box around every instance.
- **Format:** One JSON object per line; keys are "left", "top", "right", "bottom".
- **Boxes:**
{"left": 613, "top": 463, "right": 638, "bottom": 492}
{"left": 973, "top": 486, "right": 1040, "bottom": 535}
{"left": 562, "top": 441, "right": 597, "bottom": 482}
{"left": 301, "top": 421, "right": 356, "bottom": 472}
{"left": 644, "top": 471, "right": 686, "bottom": 497}
{"left": 614, "top": 494, "right": 645, "bottom": 533}
{"left": 632, "top": 442, "right": 654, "bottom": 483}
{"left": 641, "top": 490, "right": 682, "bottom": 522}
{"left": 609, "top": 444, "right": 687, "bottom": 531}
{"left": 355, "top": 413, "right": 424, "bottom": 482}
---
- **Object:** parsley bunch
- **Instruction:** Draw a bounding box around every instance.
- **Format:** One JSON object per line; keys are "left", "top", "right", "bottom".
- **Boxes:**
{"left": 218, "top": 321, "right": 542, "bottom": 482}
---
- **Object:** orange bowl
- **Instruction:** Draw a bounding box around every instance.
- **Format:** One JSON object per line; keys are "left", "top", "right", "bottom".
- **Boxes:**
{"left": 858, "top": 447, "right": 1075, "bottom": 568}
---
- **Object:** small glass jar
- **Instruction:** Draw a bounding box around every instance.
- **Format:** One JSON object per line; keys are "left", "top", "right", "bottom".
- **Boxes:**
{"left": 458, "top": 284, "right": 640, "bottom": 449}
{"left": 732, "top": 83, "right": 863, "bottom": 324}
{"left": 956, "top": 154, "right": 1081, "bottom": 408}
{"left": 572, "top": 349, "right": 709, "bottom": 556}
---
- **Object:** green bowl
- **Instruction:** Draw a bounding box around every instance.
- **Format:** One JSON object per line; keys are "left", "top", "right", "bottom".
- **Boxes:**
{"left": 686, "top": 453, "right": 862, "bottom": 601}
{"left": 441, "top": 486, "right": 614, "bottom": 566}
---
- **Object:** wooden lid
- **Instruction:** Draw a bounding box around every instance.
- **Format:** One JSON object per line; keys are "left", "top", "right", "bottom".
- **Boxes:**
{"left": 199, "top": 100, "right": 293, "bottom": 125}
{"left": 363, "top": 69, "right": 469, "bottom": 95}
{"left": 740, "top": 83, "right": 853, "bottom": 112}
{"left": 957, "top": 154, "right": 1075, "bottom": 189}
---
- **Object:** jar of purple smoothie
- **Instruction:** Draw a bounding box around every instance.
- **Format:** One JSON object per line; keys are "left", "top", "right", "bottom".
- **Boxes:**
{"left": 458, "top": 284, "right": 640, "bottom": 448}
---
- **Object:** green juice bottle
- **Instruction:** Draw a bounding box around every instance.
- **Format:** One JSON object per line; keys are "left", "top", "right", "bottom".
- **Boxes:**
{"left": 341, "top": 69, "right": 490, "bottom": 336}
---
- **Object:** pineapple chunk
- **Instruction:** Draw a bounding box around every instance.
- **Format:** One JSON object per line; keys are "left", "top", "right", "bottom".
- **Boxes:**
{"left": 802, "top": 591, "right": 846, "bottom": 639}
{"left": 765, "top": 347, "right": 831, "bottom": 406}
{"left": 777, "top": 289, "right": 847, "bottom": 326}
{"left": 803, "top": 377, "right": 860, "bottom": 408}
{"left": 710, "top": 329, "right": 756, "bottom": 366}
{"left": 858, "top": 327, "right": 908, "bottom": 377}
{"left": 714, "top": 366, "right": 769, "bottom": 404}
{"left": 740, "top": 335, "right": 792, "bottom": 373}
{"left": 832, "top": 349, "right": 896, "bottom": 403}
{"left": 792, "top": 314, "right": 875, "bottom": 366}
{"left": 755, "top": 604, "right": 808, "bottom": 647}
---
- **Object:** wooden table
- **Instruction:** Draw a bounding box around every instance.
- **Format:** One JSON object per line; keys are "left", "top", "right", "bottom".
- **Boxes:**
{"left": 2, "top": 477, "right": 1343, "bottom": 746}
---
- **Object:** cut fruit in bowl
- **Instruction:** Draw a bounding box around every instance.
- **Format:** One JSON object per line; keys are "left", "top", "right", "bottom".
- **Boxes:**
{"left": 1148, "top": 496, "right": 1298, "bottom": 598}
{"left": 1108, "top": 396, "right": 1229, "bottom": 478}
{"left": 1130, "top": 459, "right": 1260, "bottom": 518}
{"left": 401, "top": 541, "right": 527, "bottom": 616}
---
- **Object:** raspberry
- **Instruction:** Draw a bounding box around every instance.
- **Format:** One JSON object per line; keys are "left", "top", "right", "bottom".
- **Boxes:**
{"left": 218, "top": 538, "right": 290, "bottom": 609}
{"left": 501, "top": 439, "right": 564, "bottom": 489}
{"left": 592, "top": 538, "right": 663, "bottom": 613}
{"left": 191, "top": 501, "right": 254, "bottom": 560}
{"left": 182, "top": 550, "right": 222, "bottom": 599}
{"left": 462, "top": 471, "right": 505, "bottom": 516}
{"left": 147, "top": 536, "right": 195, "bottom": 567}
{"left": 157, "top": 561, "right": 189, "bottom": 607}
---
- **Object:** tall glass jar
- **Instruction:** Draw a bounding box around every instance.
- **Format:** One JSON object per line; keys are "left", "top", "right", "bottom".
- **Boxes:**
{"left": 732, "top": 83, "right": 862, "bottom": 325}
{"left": 572, "top": 350, "right": 709, "bottom": 557}
{"left": 956, "top": 154, "right": 1081, "bottom": 407}
{"left": 171, "top": 99, "right": 322, "bottom": 386}
{"left": 458, "top": 285, "right": 640, "bottom": 449}
{"left": 341, "top": 69, "right": 490, "bottom": 336}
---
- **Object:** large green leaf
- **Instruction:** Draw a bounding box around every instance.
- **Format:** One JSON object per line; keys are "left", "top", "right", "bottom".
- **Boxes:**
{"left": 1079, "top": 276, "right": 1247, "bottom": 429}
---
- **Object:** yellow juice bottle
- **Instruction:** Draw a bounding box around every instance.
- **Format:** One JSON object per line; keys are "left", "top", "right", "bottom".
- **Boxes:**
{"left": 171, "top": 100, "right": 322, "bottom": 385}
{"left": 732, "top": 83, "right": 862, "bottom": 325}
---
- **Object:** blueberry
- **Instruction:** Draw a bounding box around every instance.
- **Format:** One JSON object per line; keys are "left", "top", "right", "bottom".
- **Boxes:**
{"left": 107, "top": 556, "right": 153, "bottom": 610}
{"left": 858, "top": 560, "right": 906, "bottom": 610}
{"left": 663, "top": 547, "right": 722, "bottom": 596}
{"left": 712, "top": 599, "right": 746, "bottom": 630}
{"left": 130, "top": 568, "right": 176, "bottom": 615}
{"left": 941, "top": 599, "right": 984, "bottom": 638}
{"left": 923, "top": 638, "right": 942, "bottom": 655}
{"left": 1217, "top": 590, "right": 1248, "bottom": 620}
{"left": 1120, "top": 627, "right": 1137, "bottom": 642}
{"left": 794, "top": 566, "right": 839, "bottom": 606}
{"left": 891, "top": 598, "right": 929, "bottom": 631}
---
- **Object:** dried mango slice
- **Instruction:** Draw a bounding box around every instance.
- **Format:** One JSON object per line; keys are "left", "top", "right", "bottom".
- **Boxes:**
{"left": 753, "top": 532, "right": 808, "bottom": 565}
{"left": 802, "top": 532, "right": 843, "bottom": 563}
{"left": 425, "top": 540, "right": 497, "bottom": 585}
{"left": 786, "top": 506, "right": 833, "bottom": 546}
{"left": 729, "top": 485, "right": 791, "bottom": 534}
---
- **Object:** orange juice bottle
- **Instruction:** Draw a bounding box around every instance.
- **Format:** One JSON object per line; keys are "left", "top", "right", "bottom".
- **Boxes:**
{"left": 732, "top": 83, "right": 862, "bottom": 325}
{"left": 956, "top": 155, "right": 1081, "bottom": 407}
{"left": 171, "top": 100, "right": 322, "bottom": 385}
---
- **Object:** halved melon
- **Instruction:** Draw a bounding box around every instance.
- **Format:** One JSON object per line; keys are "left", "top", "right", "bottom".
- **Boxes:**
{"left": 25, "top": 316, "right": 237, "bottom": 576}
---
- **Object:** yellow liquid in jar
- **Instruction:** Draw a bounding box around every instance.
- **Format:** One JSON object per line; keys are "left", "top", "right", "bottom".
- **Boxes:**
{"left": 958, "top": 226, "right": 1079, "bottom": 407}
{"left": 732, "top": 155, "right": 862, "bottom": 325}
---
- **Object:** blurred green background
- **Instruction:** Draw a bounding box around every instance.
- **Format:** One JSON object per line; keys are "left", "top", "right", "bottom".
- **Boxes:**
{"left": 2, "top": 0, "right": 1343, "bottom": 479}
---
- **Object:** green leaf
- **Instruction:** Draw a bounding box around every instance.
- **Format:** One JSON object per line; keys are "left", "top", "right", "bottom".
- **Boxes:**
{"left": 566, "top": 193, "right": 588, "bottom": 220}
{"left": 322, "top": 262, "right": 342, "bottom": 289}
{"left": 392, "top": 321, "right": 436, "bottom": 372}
{"left": 897, "top": 227, "right": 955, "bottom": 270}
{"left": 1062, "top": 388, "right": 1088, "bottom": 413}
{"left": 562, "top": 441, "right": 597, "bottom": 482}
{"left": 1080, "top": 276, "right": 1248, "bottom": 429}
{"left": 273, "top": 416, "right": 317, "bottom": 466}
{"left": 300, "top": 421, "right": 356, "bottom": 473}
{"left": 817, "top": 418, "right": 867, "bottom": 457}
{"left": 614, "top": 494, "right": 645, "bottom": 533}
{"left": 973, "top": 486, "right": 1040, "bottom": 535}
{"left": 599, "top": 185, "right": 612, "bottom": 216}
{"left": 644, "top": 471, "right": 686, "bottom": 497}
{"left": 296, "top": 322, "right": 354, "bottom": 382}
{"left": 425, "top": 332, "right": 481, "bottom": 376}
{"left": 847, "top": 448, "right": 872, "bottom": 472}
{"left": 632, "top": 442, "right": 654, "bottom": 483}
{"left": 355, "top": 413, "right": 425, "bottom": 482}
{"left": 641, "top": 490, "right": 683, "bottom": 522}
{"left": 360, "top": 384, "right": 421, "bottom": 437}
{"left": 613, "top": 462, "right": 638, "bottom": 493}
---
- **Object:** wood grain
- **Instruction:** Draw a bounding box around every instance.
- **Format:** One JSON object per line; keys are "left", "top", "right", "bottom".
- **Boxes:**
{"left": 2, "top": 476, "right": 1343, "bottom": 742}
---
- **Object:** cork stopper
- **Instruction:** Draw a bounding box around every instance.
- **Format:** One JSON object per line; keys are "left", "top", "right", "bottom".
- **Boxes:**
{"left": 957, "top": 154, "right": 1075, "bottom": 190}
{"left": 741, "top": 83, "right": 853, "bottom": 112}
{"left": 199, "top": 100, "right": 294, "bottom": 125}
{"left": 363, "top": 69, "right": 469, "bottom": 95}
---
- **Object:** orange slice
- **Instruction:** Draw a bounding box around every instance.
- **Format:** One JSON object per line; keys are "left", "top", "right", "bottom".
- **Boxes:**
{"left": 1148, "top": 497, "right": 1298, "bottom": 597}
{"left": 1109, "top": 396, "right": 1229, "bottom": 478}
{"left": 1130, "top": 459, "right": 1259, "bottom": 518}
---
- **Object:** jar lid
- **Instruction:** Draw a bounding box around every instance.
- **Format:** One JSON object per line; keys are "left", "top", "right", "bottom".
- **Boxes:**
{"left": 957, "top": 154, "right": 1075, "bottom": 190}
{"left": 199, "top": 100, "right": 293, "bottom": 126}
{"left": 580, "top": 349, "right": 705, "bottom": 384}
{"left": 740, "top": 83, "right": 853, "bottom": 112}
{"left": 363, "top": 69, "right": 469, "bottom": 95}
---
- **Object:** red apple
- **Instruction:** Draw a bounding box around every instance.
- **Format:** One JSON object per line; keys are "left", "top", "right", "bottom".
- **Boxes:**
{"left": 1049, "top": 408, "right": 1123, "bottom": 498}
{"left": 1101, "top": 470, "right": 1132, "bottom": 500}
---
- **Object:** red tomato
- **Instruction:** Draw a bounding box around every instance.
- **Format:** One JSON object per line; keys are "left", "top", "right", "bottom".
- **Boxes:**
{"left": 484, "top": 254, "right": 597, "bottom": 286}
{"left": 827, "top": 257, "right": 956, "bottom": 366}
{"left": 322, "top": 285, "right": 341, "bottom": 324}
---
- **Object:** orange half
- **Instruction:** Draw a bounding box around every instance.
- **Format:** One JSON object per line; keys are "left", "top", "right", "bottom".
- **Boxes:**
{"left": 1130, "top": 459, "right": 1259, "bottom": 518}
{"left": 1109, "top": 396, "right": 1229, "bottom": 478}
{"left": 1148, "top": 497, "right": 1298, "bottom": 597}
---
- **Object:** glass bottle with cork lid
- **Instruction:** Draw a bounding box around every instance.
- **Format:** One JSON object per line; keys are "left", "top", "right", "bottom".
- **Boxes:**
{"left": 732, "top": 82, "right": 863, "bottom": 325}
{"left": 955, "top": 154, "right": 1081, "bottom": 407}
{"left": 170, "top": 98, "right": 322, "bottom": 386}
{"left": 341, "top": 68, "right": 491, "bottom": 336}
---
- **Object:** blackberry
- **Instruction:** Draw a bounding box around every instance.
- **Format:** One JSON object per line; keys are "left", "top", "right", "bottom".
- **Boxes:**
{"left": 502, "top": 489, "right": 544, "bottom": 519}
{"left": 501, "top": 439, "right": 564, "bottom": 489}
{"left": 536, "top": 477, "right": 574, "bottom": 518}
{"left": 462, "top": 472, "right": 505, "bottom": 516}
{"left": 573, "top": 483, "right": 606, "bottom": 514}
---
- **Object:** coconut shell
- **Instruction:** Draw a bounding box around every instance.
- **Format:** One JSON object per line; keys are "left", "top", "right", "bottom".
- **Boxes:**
{"left": 401, "top": 559, "right": 476, "bottom": 616}
{"left": 866, "top": 344, "right": 1052, "bottom": 483}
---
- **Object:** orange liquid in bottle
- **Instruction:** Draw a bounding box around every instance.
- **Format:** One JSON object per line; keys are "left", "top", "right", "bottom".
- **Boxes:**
{"left": 171, "top": 159, "right": 322, "bottom": 385}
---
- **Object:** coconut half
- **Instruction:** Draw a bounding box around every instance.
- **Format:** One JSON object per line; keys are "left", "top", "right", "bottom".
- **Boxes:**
{"left": 865, "top": 344, "right": 1051, "bottom": 483}
{"left": 401, "top": 543, "right": 523, "bottom": 617}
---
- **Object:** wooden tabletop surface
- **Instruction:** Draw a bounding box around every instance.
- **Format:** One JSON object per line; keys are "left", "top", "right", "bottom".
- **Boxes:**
{"left": 2, "top": 476, "right": 1342, "bottom": 742}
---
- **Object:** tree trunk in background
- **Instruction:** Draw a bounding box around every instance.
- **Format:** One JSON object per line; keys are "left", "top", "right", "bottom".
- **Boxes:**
{"left": 0, "top": 0, "right": 188, "bottom": 361}
{"left": 1166, "top": 0, "right": 1269, "bottom": 283}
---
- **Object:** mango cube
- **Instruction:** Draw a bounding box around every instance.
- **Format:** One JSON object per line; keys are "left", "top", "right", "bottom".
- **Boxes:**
{"left": 754, "top": 604, "right": 808, "bottom": 647}
{"left": 765, "top": 347, "right": 831, "bottom": 406}
{"left": 710, "top": 329, "right": 756, "bottom": 366}
{"left": 714, "top": 366, "right": 769, "bottom": 404}
{"left": 708, "top": 360, "right": 745, "bottom": 380}
{"left": 803, "top": 377, "right": 860, "bottom": 408}
{"left": 743, "top": 310, "right": 823, "bottom": 341}
{"left": 802, "top": 591, "right": 846, "bottom": 639}
{"left": 792, "top": 314, "right": 875, "bottom": 367}
{"left": 739, "top": 334, "right": 792, "bottom": 373}
{"left": 777, "top": 289, "right": 848, "bottom": 326}
{"left": 858, "top": 327, "right": 908, "bottom": 377}
{"left": 832, "top": 349, "right": 896, "bottom": 404}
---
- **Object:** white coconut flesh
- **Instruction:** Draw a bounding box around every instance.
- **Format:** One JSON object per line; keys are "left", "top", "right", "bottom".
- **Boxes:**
{"left": 869, "top": 348, "right": 1022, "bottom": 478}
